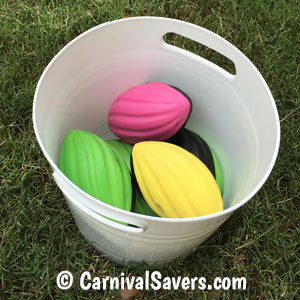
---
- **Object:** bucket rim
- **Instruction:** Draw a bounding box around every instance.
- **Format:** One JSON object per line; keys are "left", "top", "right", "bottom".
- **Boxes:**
{"left": 32, "top": 16, "right": 281, "bottom": 223}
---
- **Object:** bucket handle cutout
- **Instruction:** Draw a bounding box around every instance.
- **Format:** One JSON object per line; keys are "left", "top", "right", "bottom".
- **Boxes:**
{"left": 163, "top": 33, "right": 236, "bottom": 75}
{"left": 52, "top": 170, "right": 146, "bottom": 234}
{"left": 156, "top": 18, "right": 252, "bottom": 79}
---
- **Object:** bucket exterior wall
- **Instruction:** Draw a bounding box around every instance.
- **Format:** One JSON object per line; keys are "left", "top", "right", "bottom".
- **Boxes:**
{"left": 66, "top": 195, "right": 230, "bottom": 264}
{"left": 33, "top": 17, "right": 280, "bottom": 264}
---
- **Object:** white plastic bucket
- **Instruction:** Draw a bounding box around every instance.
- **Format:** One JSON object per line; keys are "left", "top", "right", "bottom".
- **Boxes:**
{"left": 33, "top": 17, "right": 280, "bottom": 264}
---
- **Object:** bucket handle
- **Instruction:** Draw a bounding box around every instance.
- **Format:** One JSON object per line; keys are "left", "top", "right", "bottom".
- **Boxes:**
{"left": 155, "top": 18, "right": 252, "bottom": 78}
{"left": 52, "top": 170, "right": 146, "bottom": 234}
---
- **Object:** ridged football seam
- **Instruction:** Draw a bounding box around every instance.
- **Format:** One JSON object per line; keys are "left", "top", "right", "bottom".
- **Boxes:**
{"left": 133, "top": 152, "right": 167, "bottom": 217}
{"left": 107, "top": 140, "right": 126, "bottom": 161}
{"left": 72, "top": 131, "right": 87, "bottom": 193}
{"left": 90, "top": 132, "right": 124, "bottom": 208}
{"left": 133, "top": 142, "right": 222, "bottom": 217}
{"left": 118, "top": 151, "right": 132, "bottom": 211}
{"left": 98, "top": 138, "right": 122, "bottom": 208}
{"left": 155, "top": 145, "right": 201, "bottom": 217}
{"left": 108, "top": 141, "right": 132, "bottom": 211}
{"left": 85, "top": 132, "right": 102, "bottom": 200}
{"left": 97, "top": 138, "right": 114, "bottom": 203}
{"left": 108, "top": 108, "right": 179, "bottom": 122}
{"left": 123, "top": 145, "right": 133, "bottom": 171}
{"left": 89, "top": 131, "right": 109, "bottom": 201}
{"left": 156, "top": 116, "right": 189, "bottom": 141}
{"left": 98, "top": 138, "right": 115, "bottom": 201}
{"left": 149, "top": 149, "right": 189, "bottom": 218}
{"left": 112, "top": 95, "right": 185, "bottom": 105}
{"left": 112, "top": 143, "right": 128, "bottom": 169}
{"left": 178, "top": 145, "right": 223, "bottom": 212}
{"left": 59, "top": 131, "right": 133, "bottom": 211}
{"left": 108, "top": 117, "right": 186, "bottom": 141}
{"left": 139, "top": 167, "right": 167, "bottom": 217}
{"left": 113, "top": 140, "right": 133, "bottom": 169}
{"left": 108, "top": 111, "right": 183, "bottom": 132}
{"left": 138, "top": 144, "right": 188, "bottom": 217}
{"left": 132, "top": 158, "right": 151, "bottom": 209}
{"left": 158, "top": 146, "right": 205, "bottom": 215}
{"left": 106, "top": 142, "right": 125, "bottom": 203}
{"left": 79, "top": 131, "right": 101, "bottom": 200}
{"left": 123, "top": 143, "right": 133, "bottom": 162}
{"left": 162, "top": 142, "right": 222, "bottom": 213}
{"left": 130, "top": 88, "right": 186, "bottom": 100}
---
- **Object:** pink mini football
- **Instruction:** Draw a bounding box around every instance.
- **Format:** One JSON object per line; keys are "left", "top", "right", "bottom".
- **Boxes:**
{"left": 108, "top": 82, "right": 192, "bottom": 144}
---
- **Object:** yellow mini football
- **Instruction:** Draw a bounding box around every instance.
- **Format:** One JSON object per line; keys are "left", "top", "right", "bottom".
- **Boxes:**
{"left": 132, "top": 141, "right": 223, "bottom": 218}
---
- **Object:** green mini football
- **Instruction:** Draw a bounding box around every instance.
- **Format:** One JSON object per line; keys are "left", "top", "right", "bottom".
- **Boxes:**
{"left": 107, "top": 138, "right": 158, "bottom": 217}
{"left": 107, "top": 139, "right": 133, "bottom": 170}
{"left": 134, "top": 191, "right": 159, "bottom": 217}
{"left": 211, "top": 150, "right": 223, "bottom": 195}
{"left": 58, "top": 130, "right": 133, "bottom": 212}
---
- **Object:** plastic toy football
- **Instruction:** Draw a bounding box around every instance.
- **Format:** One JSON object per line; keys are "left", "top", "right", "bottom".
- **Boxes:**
{"left": 58, "top": 130, "right": 133, "bottom": 212}
{"left": 166, "top": 128, "right": 223, "bottom": 193}
{"left": 134, "top": 190, "right": 159, "bottom": 217}
{"left": 107, "top": 138, "right": 158, "bottom": 217}
{"left": 131, "top": 141, "right": 223, "bottom": 218}
{"left": 107, "top": 138, "right": 133, "bottom": 170}
{"left": 108, "top": 82, "right": 192, "bottom": 144}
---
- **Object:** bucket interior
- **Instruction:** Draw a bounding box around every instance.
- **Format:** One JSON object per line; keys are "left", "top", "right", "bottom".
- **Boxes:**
{"left": 34, "top": 21, "right": 279, "bottom": 210}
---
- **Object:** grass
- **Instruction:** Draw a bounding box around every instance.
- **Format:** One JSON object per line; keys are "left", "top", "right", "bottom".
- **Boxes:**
{"left": 1, "top": 0, "right": 299, "bottom": 299}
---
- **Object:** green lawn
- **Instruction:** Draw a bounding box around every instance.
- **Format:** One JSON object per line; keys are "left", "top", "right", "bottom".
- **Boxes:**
{"left": 1, "top": 0, "right": 299, "bottom": 299}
